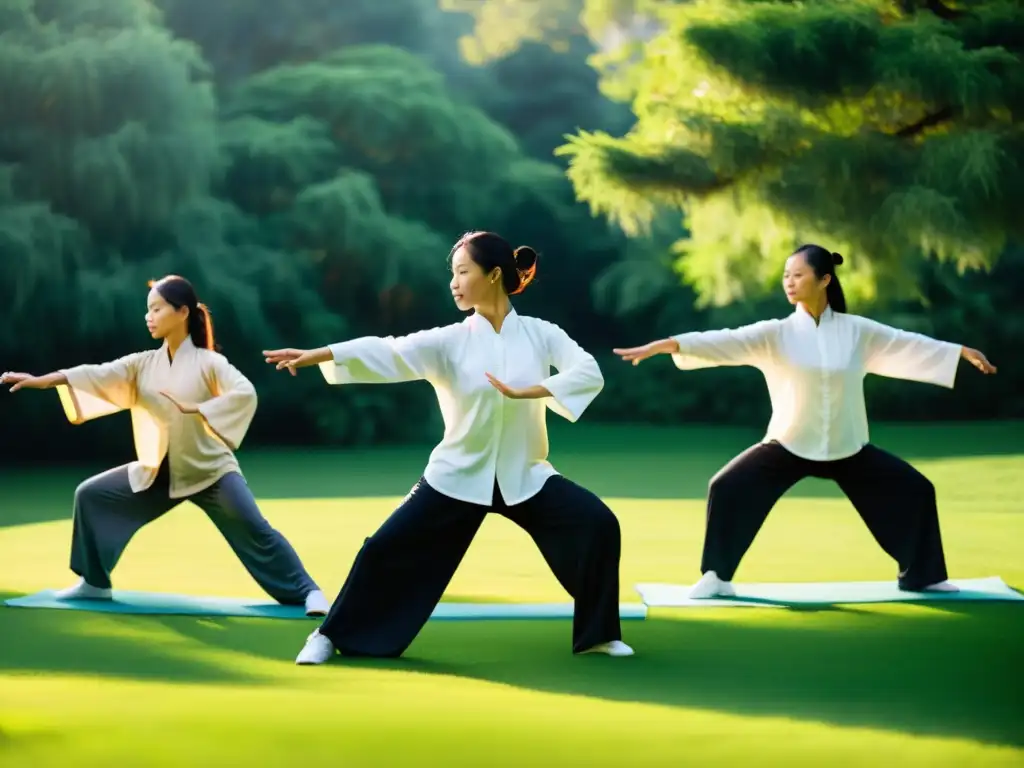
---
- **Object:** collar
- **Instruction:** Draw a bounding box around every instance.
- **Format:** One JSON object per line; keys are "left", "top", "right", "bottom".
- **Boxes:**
{"left": 793, "top": 303, "right": 834, "bottom": 328}
{"left": 161, "top": 335, "right": 196, "bottom": 362}
{"left": 468, "top": 306, "right": 520, "bottom": 336}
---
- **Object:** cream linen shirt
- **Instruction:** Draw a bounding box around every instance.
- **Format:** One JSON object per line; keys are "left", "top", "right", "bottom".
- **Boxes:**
{"left": 670, "top": 305, "right": 963, "bottom": 461}
{"left": 319, "top": 309, "right": 604, "bottom": 506}
{"left": 57, "top": 337, "right": 257, "bottom": 498}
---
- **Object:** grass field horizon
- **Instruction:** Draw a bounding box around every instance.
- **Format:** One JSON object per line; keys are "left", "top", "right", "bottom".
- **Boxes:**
{"left": 2, "top": 423, "right": 1022, "bottom": 766}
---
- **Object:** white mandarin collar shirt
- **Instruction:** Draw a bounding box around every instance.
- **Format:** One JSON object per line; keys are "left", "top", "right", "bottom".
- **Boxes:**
{"left": 320, "top": 308, "right": 604, "bottom": 505}
{"left": 671, "top": 304, "right": 963, "bottom": 461}
{"left": 57, "top": 337, "right": 258, "bottom": 498}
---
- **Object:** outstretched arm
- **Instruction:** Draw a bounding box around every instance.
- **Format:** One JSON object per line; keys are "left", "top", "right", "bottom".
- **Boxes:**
{"left": 264, "top": 327, "right": 450, "bottom": 386}
{"left": 615, "top": 320, "right": 780, "bottom": 370}
{"left": 3, "top": 355, "right": 142, "bottom": 424}
{"left": 860, "top": 318, "right": 996, "bottom": 387}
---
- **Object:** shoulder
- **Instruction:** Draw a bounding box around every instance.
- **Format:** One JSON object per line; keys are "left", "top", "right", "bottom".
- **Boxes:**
{"left": 839, "top": 313, "right": 884, "bottom": 332}
{"left": 412, "top": 322, "right": 464, "bottom": 344}
{"left": 195, "top": 348, "right": 243, "bottom": 376}
{"left": 519, "top": 315, "right": 570, "bottom": 338}
{"left": 119, "top": 349, "right": 158, "bottom": 371}
{"left": 196, "top": 348, "right": 230, "bottom": 366}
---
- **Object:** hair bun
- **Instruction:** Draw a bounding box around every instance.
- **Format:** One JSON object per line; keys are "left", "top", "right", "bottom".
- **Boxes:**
{"left": 513, "top": 245, "right": 538, "bottom": 270}
{"left": 510, "top": 245, "right": 539, "bottom": 295}
{"left": 831, "top": 252, "right": 844, "bottom": 266}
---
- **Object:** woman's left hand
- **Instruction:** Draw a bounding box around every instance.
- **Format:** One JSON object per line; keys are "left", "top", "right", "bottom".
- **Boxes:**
{"left": 160, "top": 391, "right": 200, "bottom": 414}
{"left": 961, "top": 347, "right": 997, "bottom": 374}
{"left": 485, "top": 374, "right": 549, "bottom": 400}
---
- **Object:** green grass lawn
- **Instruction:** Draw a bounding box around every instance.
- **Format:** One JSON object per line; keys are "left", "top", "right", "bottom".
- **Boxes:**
{"left": 1, "top": 423, "right": 1023, "bottom": 766}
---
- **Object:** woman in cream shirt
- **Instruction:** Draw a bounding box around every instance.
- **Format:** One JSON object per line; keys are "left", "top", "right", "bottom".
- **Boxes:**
{"left": 1, "top": 275, "right": 329, "bottom": 615}
{"left": 615, "top": 244, "right": 997, "bottom": 599}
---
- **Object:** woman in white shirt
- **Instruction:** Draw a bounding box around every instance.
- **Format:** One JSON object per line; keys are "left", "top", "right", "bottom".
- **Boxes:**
{"left": 613, "top": 244, "right": 997, "bottom": 599}
{"left": 0, "top": 276, "right": 329, "bottom": 616}
{"left": 264, "top": 231, "right": 633, "bottom": 664}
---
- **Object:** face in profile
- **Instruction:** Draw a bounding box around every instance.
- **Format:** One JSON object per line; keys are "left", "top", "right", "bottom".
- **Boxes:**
{"left": 782, "top": 250, "right": 829, "bottom": 306}
{"left": 145, "top": 288, "right": 187, "bottom": 340}
{"left": 449, "top": 246, "right": 500, "bottom": 311}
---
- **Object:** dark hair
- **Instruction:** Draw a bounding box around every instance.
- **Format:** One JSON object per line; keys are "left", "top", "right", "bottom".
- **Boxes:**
{"left": 149, "top": 275, "right": 217, "bottom": 350}
{"left": 792, "top": 244, "right": 847, "bottom": 313}
{"left": 451, "top": 231, "right": 538, "bottom": 296}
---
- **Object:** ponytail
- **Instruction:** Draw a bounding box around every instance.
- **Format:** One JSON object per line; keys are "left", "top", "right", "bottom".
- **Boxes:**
{"left": 190, "top": 302, "right": 217, "bottom": 350}
{"left": 826, "top": 273, "right": 847, "bottom": 313}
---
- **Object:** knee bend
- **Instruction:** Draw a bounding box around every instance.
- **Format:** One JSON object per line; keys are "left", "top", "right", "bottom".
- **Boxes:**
{"left": 590, "top": 505, "right": 621, "bottom": 543}
{"left": 73, "top": 479, "right": 101, "bottom": 510}
{"left": 708, "top": 471, "right": 742, "bottom": 502}
{"left": 917, "top": 476, "right": 936, "bottom": 503}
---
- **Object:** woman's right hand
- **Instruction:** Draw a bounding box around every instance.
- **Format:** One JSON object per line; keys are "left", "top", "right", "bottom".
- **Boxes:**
{"left": 1, "top": 372, "right": 48, "bottom": 392}
{"left": 262, "top": 348, "right": 330, "bottom": 376}
{"left": 612, "top": 338, "right": 681, "bottom": 366}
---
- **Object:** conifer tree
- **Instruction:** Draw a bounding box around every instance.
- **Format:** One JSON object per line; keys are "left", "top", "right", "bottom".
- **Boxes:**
{"left": 559, "top": 0, "right": 1024, "bottom": 304}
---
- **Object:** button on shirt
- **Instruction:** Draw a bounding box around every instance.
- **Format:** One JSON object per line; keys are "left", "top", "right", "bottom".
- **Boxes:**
{"left": 57, "top": 337, "right": 258, "bottom": 497}
{"left": 320, "top": 309, "right": 604, "bottom": 506}
{"left": 671, "top": 305, "right": 963, "bottom": 461}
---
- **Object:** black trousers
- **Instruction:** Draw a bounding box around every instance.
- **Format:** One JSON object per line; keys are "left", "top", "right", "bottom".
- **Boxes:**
{"left": 319, "top": 475, "right": 623, "bottom": 657}
{"left": 701, "top": 441, "right": 949, "bottom": 591}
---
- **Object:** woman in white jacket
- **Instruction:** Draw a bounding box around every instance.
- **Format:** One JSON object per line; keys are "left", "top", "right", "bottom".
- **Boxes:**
{"left": 614, "top": 244, "right": 997, "bottom": 599}
{"left": 266, "top": 231, "right": 632, "bottom": 664}
{"left": 1, "top": 275, "right": 329, "bottom": 616}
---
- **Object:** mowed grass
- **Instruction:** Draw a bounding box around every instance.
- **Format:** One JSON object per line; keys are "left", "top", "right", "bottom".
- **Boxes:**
{"left": 1, "top": 423, "right": 1023, "bottom": 767}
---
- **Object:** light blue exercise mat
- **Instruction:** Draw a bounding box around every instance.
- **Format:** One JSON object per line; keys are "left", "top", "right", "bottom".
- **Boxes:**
{"left": 634, "top": 576, "right": 1024, "bottom": 608}
{"left": 3, "top": 590, "right": 648, "bottom": 621}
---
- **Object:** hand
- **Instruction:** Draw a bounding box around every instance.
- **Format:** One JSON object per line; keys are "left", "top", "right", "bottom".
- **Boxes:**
{"left": 612, "top": 338, "right": 680, "bottom": 366}
{"left": 961, "top": 347, "right": 997, "bottom": 375}
{"left": 485, "top": 373, "right": 547, "bottom": 400}
{"left": 1, "top": 372, "right": 46, "bottom": 392}
{"left": 160, "top": 391, "right": 199, "bottom": 414}
{"left": 263, "top": 348, "right": 323, "bottom": 376}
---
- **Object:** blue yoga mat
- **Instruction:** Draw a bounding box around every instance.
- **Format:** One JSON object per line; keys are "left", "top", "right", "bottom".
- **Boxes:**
{"left": 3, "top": 590, "right": 648, "bottom": 621}
{"left": 635, "top": 576, "right": 1024, "bottom": 608}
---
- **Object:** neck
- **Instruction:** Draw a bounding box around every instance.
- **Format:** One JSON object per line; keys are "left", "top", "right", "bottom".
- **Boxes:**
{"left": 165, "top": 328, "right": 188, "bottom": 358}
{"left": 474, "top": 295, "right": 511, "bottom": 332}
{"left": 800, "top": 296, "right": 828, "bottom": 324}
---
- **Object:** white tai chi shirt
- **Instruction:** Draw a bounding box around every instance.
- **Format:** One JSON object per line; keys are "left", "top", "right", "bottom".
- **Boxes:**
{"left": 320, "top": 308, "right": 603, "bottom": 505}
{"left": 670, "top": 305, "right": 962, "bottom": 461}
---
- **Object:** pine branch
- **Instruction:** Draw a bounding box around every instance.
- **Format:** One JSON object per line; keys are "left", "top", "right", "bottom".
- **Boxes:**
{"left": 894, "top": 105, "right": 959, "bottom": 138}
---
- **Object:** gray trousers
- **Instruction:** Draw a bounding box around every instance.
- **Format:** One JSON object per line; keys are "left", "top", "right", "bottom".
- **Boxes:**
{"left": 70, "top": 462, "right": 319, "bottom": 604}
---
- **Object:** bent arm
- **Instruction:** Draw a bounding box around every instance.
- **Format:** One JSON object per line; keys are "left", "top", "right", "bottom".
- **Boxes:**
{"left": 539, "top": 323, "right": 604, "bottom": 422}
{"left": 197, "top": 356, "right": 258, "bottom": 450}
{"left": 320, "top": 327, "right": 449, "bottom": 385}
{"left": 860, "top": 319, "right": 962, "bottom": 388}
{"left": 671, "top": 320, "right": 780, "bottom": 370}
{"left": 57, "top": 354, "right": 143, "bottom": 424}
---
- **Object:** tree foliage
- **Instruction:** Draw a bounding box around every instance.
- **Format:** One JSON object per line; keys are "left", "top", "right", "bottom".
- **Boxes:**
{"left": 559, "top": 0, "right": 1024, "bottom": 305}
{"left": 2, "top": 0, "right": 1020, "bottom": 463}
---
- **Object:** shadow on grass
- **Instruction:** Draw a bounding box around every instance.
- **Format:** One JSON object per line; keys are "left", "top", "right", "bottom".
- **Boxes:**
{"left": 3, "top": 422, "right": 1022, "bottom": 528}
{"left": 3, "top": 595, "right": 1021, "bottom": 749}
{"left": 0, "top": 592, "right": 272, "bottom": 686}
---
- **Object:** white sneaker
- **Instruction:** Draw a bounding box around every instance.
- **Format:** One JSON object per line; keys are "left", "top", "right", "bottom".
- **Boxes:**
{"left": 53, "top": 577, "right": 112, "bottom": 601}
{"left": 688, "top": 570, "right": 736, "bottom": 599}
{"left": 921, "top": 580, "right": 960, "bottom": 593}
{"left": 581, "top": 640, "right": 635, "bottom": 657}
{"left": 304, "top": 589, "right": 330, "bottom": 616}
{"left": 295, "top": 629, "right": 335, "bottom": 665}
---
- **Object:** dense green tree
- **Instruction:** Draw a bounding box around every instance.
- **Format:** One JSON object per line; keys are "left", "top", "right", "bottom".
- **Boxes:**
{"left": 559, "top": 0, "right": 1024, "bottom": 305}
